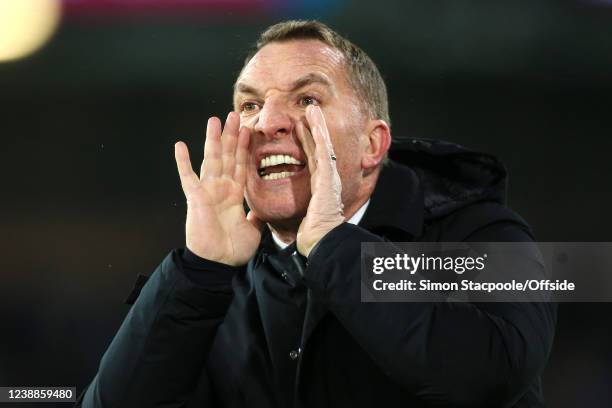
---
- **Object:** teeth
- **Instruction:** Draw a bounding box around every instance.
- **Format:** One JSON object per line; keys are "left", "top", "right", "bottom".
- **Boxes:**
{"left": 259, "top": 154, "right": 303, "bottom": 169}
{"left": 262, "top": 171, "right": 296, "bottom": 180}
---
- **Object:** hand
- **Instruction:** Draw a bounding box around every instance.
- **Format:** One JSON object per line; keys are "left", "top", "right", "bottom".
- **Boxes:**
{"left": 295, "top": 105, "right": 345, "bottom": 257}
{"left": 174, "top": 112, "right": 264, "bottom": 266}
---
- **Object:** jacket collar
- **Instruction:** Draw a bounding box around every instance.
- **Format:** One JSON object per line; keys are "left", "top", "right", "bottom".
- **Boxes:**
{"left": 388, "top": 138, "right": 507, "bottom": 218}
{"left": 359, "top": 160, "right": 424, "bottom": 240}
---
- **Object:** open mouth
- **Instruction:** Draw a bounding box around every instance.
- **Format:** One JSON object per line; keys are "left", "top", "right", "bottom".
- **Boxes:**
{"left": 258, "top": 154, "right": 306, "bottom": 181}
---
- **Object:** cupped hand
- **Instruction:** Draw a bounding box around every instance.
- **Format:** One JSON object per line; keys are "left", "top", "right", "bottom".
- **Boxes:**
{"left": 295, "top": 105, "right": 345, "bottom": 257}
{"left": 174, "top": 112, "right": 264, "bottom": 266}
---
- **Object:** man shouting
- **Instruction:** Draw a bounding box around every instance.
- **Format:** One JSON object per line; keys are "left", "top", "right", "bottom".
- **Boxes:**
{"left": 79, "top": 20, "right": 556, "bottom": 408}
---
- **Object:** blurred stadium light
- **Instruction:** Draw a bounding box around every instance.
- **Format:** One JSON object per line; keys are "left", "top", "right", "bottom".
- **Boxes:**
{"left": 0, "top": 0, "right": 61, "bottom": 62}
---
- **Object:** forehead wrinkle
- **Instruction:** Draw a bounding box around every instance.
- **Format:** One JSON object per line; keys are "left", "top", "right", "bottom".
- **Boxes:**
{"left": 235, "top": 71, "right": 335, "bottom": 100}
{"left": 233, "top": 41, "right": 351, "bottom": 104}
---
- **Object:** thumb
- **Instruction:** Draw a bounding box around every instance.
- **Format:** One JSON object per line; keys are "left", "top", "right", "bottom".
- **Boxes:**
{"left": 246, "top": 211, "right": 265, "bottom": 232}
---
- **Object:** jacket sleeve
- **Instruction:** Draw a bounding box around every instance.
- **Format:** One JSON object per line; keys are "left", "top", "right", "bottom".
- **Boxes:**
{"left": 304, "top": 222, "right": 557, "bottom": 408}
{"left": 78, "top": 249, "right": 240, "bottom": 408}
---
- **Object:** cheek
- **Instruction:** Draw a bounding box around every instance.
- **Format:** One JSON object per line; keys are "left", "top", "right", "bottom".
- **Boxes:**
{"left": 330, "top": 124, "right": 363, "bottom": 165}
{"left": 327, "top": 119, "right": 366, "bottom": 195}
{"left": 333, "top": 139, "right": 364, "bottom": 193}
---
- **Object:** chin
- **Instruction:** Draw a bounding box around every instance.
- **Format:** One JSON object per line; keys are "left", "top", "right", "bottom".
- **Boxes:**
{"left": 245, "top": 190, "right": 309, "bottom": 225}
{"left": 245, "top": 171, "right": 311, "bottom": 224}
{"left": 261, "top": 209, "right": 307, "bottom": 226}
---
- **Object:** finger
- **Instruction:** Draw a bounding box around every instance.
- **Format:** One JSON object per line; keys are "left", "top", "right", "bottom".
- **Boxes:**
{"left": 296, "top": 120, "right": 317, "bottom": 174}
{"left": 221, "top": 112, "right": 240, "bottom": 177}
{"left": 306, "top": 105, "right": 336, "bottom": 169}
{"left": 174, "top": 141, "right": 199, "bottom": 193}
{"left": 201, "top": 117, "right": 222, "bottom": 178}
{"left": 246, "top": 211, "right": 265, "bottom": 232}
{"left": 233, "top": 126, "right": 251, "bottom": 184}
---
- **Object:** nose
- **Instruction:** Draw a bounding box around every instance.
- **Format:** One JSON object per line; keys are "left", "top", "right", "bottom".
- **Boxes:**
{"left": 253, "top": 101, "right": 294, "bottom": 139}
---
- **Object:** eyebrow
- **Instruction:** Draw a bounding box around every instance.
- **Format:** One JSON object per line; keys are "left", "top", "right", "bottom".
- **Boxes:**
{"left": 234, "top": 73, "right": 333, "bottom": 97}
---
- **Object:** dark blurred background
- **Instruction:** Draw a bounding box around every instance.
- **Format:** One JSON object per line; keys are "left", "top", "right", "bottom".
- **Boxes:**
{"left": 1, "top": 0, "right": 611, "bottom": 406}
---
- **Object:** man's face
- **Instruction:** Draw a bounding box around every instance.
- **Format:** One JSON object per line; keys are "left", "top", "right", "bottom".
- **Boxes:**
{"left": 234, "top": 39, "right": 368, "bottom": 225}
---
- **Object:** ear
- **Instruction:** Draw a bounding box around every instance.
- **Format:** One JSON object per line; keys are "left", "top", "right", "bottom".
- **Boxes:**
{"left": 361, "top": 119, "right": 391, "bottom": 170}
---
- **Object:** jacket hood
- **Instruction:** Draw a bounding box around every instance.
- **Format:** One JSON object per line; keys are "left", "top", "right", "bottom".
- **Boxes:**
{"left": 388, "top": 138, "right": 508, "bottom": 220}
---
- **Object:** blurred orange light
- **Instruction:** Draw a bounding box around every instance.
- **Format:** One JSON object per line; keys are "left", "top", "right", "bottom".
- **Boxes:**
{"left": 0, "top": 0, "right": 61, "bottom": 63}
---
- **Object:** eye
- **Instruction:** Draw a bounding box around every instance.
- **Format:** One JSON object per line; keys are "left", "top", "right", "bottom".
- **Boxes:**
{"left": 240, "top": 101, "right": 260, "bottom": 114}
{"left": 298, "top": 95, "right": 320, "bottom": 107}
